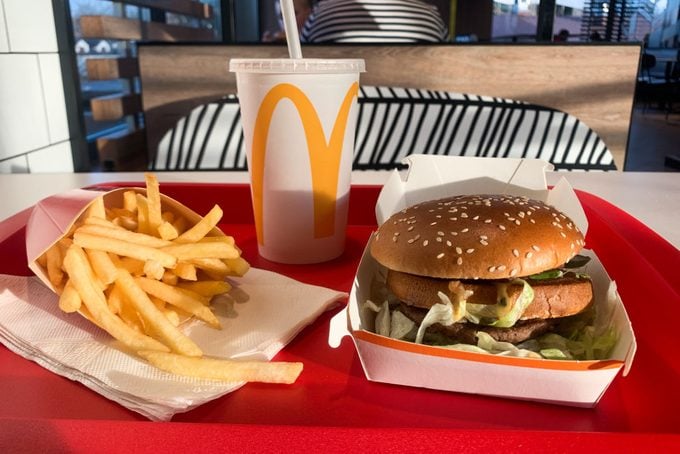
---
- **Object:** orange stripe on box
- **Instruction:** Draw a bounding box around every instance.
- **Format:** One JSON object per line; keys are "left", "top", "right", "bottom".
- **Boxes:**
{"left": 353, "top": 330, "right": 623, "bottom": 372}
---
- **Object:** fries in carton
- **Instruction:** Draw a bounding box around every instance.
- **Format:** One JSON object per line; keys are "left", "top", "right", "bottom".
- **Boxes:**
{"left": 329, "top": 155, "right": 636, "bottom": 407}
{"left": 25, "top": 175, "right": 303, "bottom": 385}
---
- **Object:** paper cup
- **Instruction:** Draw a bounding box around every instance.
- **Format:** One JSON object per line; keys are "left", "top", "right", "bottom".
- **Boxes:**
{"left": 230, "top": 58, "right": 365, "bottom": 264}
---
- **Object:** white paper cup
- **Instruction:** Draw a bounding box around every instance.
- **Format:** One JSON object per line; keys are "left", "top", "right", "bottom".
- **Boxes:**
{"left": 230, "top": 58, "right": 365, "bottom": 264}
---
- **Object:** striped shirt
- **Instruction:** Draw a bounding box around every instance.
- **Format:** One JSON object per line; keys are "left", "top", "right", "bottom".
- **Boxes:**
{"left": 300, "top": 0, "right": 449, "bottom": 43}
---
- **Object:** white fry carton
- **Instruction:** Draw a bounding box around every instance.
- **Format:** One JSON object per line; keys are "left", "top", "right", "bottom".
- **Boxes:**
{"left": 330, "top": 155, "right": 636, "bottom": 407}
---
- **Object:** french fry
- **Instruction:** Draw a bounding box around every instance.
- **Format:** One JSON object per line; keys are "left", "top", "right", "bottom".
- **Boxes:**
{"left": 224, "top": 257, "right": 250, "bottom": 277}
{"left": 45, "top": 244, "right": 64, "bottom": 289}
{"left": 116, "top": 269, "right": 203, "bottom": 356}
{"left": 87, "top": 196, "right": 106, "bottom": 219}
{"left": 135, "top": 277, "right": 219, "bottom": 329}
{"left": 118, "top": 256, "right": 146, "bottom": 275}
{"left": 58, "top": 280, "right": 81, "bottom": 313}
{"left": 76, "top": 224, "right": 171, "bottom": 248}
{"left": 189, "top": 258, "right": 231, "bottom": 276}
{"left": 123, "top": 190, "right": 137, "bottom": 212}
{"left": 174, "top": 205, "right": 223, "bottom": 243}
{"left": 173, "top": 262, "right": 197, "bottom": 281}
{"left": 136, "top": 194, "right": 151, "bottom": 235}
{"left": 143, "top": 259, "right": 165, "bottom": 280}
{"left": 157, "top": 221, "right": 179, "bottom": 241}
{"left": 198, "top": 236, "right": 235, "bottom": 245}
{"left": 161, "top": 242, "right": 239, "bottom": 261}
{"left": 177, "top": 280, "right": 232, "bottom": 297}
{"left": 161, "top": 270, "right": 179, "bottom": 286}
{"left": 73, "top": 231, "right": 177, "bottom": 269}
{"left": 137, "top": 351, "right": 303, "bottom": 384}
{"left": 63, "top": 244, "right": 169, "bottom": 352}
{"left": 145, "top": 173, "right": 163, "bottom": 234}
{"left": 85, "top": 248, "right": 118, "bottom": 285}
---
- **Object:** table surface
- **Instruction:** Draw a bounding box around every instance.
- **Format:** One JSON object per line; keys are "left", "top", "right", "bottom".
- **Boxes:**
{"left": 2, "top": 172, "right": 680, "bottom": 450}
{"left": 1, "top": 170, "right": 679, "bottom": 249}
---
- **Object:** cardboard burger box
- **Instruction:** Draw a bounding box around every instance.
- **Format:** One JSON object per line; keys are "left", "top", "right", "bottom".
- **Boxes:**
{"left": 330, "top": 155, "right": 636, "bottom": 407}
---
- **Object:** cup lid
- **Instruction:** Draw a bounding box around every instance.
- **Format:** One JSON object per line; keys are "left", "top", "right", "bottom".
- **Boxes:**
{"left": 229, "top": 58, "right": 365, "bottom": 74}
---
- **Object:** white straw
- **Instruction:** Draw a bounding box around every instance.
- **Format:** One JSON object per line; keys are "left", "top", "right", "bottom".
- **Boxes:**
{"left": 280, "top": 0, "right": 303, "bottom": 59}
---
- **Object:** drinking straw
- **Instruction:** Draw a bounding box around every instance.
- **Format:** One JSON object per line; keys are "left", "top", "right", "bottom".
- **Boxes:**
{"left": 280, "top": 0, "right": 303, "bottom": 59}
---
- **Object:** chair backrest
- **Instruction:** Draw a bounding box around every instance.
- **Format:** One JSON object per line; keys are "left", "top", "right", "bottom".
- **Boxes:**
{"left": 151, "top": 87, "right": 616, "bottom": 172}
{"left": 138, "top": 43, "right": 641, "bottom": 170}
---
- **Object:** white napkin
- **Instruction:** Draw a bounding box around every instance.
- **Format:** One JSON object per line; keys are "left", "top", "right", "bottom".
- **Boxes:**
{"left": 0, "top": 269, "right": 346, "bottom": 421}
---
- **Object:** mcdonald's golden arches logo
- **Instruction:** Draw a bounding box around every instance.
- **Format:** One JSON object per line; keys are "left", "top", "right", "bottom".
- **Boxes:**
{"left": 251, "top": 82, "right": 359, "bottom": 246}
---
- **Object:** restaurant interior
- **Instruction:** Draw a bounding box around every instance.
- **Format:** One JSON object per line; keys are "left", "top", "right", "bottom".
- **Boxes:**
{"left": 0, "top": 0, "right": 678, "bottom": 174}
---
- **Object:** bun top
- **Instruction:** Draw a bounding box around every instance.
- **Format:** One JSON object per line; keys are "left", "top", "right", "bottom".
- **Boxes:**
{"left": 370, "top": 194, "right": 585, "bottom": 279}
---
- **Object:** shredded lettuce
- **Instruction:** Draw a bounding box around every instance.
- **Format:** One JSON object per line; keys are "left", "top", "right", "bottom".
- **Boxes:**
{"left": 390, "top": 310, "right": 415, "bottom": 340}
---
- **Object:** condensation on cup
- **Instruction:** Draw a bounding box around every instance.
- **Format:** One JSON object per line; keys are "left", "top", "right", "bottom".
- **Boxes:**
{"left": 229, "top": 58, "right": 365, "bottom": 264}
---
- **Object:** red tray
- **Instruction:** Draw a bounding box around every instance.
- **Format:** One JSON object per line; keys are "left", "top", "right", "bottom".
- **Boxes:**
{"left": 1, "top": 183, "right": 679, "bottom": 451}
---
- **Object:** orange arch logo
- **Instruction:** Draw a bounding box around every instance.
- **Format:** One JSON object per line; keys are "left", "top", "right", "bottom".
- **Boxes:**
{"left": 251, "top": 82, "right": 359, "bottom": 246}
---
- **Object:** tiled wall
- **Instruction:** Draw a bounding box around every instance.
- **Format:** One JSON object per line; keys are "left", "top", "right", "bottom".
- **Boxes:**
{"left": 0, "top": 0, "right": 73, "bottom": 174}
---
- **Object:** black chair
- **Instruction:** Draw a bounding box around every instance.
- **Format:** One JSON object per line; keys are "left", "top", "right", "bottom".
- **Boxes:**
{"left": 150, "top": 87, "right": 618, "bottom": 172}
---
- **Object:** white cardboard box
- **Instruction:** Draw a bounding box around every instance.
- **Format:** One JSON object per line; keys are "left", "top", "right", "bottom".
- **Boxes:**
{"left": 329, "top": 155, "right": 636, "bottom": 407}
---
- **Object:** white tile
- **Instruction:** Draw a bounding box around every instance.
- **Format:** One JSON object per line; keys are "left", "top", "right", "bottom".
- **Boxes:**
{"left": 0, "top": 154, "right": 28, "bottom": 173}
{"left": 0, "top": 54, "right": 50, "bottom": 159}
{"left": 26, "top": 140, "right": 73, "bottom": 173}
{"left": 39, "top": 53, "right": 69, "bottom": 143}
{"left": 4, "top": 0, "right": 57, "bottom": 52}
{"left": 0, "top": 1, "right": 9, "bottom": 53}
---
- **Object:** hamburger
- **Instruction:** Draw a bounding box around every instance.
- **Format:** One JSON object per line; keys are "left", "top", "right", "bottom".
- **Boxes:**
{"left": 367, "top": 194, "right": 607, "bottom": 359}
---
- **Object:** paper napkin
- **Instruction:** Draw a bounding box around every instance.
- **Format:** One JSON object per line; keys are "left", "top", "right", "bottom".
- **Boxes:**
{"left": 0, "top": 269, "right": 346, "bottom": 421}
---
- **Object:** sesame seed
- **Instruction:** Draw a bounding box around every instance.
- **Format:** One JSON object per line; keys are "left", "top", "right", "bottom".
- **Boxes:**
{"left": 530, "top": 219, "right": 536, "bottom": 224}
{"left": 460, "top": 213, "right": 468, "bottom": 218}
{"left": 512, "top": 249, "right": 519, "bottom": 257}
{"left": 437, "top": 231, "right": 445, "bottom": 236}
{"left": 532, "top": 245, "right": 541, "bottom": 251}
{"left": 473, "top": 215, "right": 480, "bottom": 220}
{"left": 450, "top": 217, "right": 458, "bottom": 221}
{"left": 560, "top": 232, "right": 567, "bottom": 238}
{"left": 480, "top": 239, "right": 488, "bottom": 246}
{"left": 488, "top": 266, "right": 496, "bottom": 272}
{"left": 451, "top": 231, "right": 458, "bottom": 236}
{"left": 526, "top": 251, "right": 533, "bottom": 258}
{"left": 518, "top": 212, "right": 526, "bottom": 218}
{"left": 436, "top": 237, "right": 443, "bottom": 242}
{"left": 510, "top": 269, "right": 518, "bottom": 276}
{"left": 407, "top": 226, "right": 414, "bottom": 231}
{"left": 498, "top": 225, "right": 506, "bottom": 231}
{"left": 408, "top": 238, "right": 415, "bottom": 244}
{"left": 508, "top": 217, "right": 515, "bottom": 222}
{"left": 515, "top": 220, "right": 521, "bottom": 225}
{"left": 480, "top": 235, "right": 488, "bottom": 240}
{"left": 423, "top": 240, "right": 429, "bottom": 246}
{"left": 437, "top": 253, "right": 445, "bottom": 259}
{"left": 457, "top": 257, "right": 463, "bottom": 265}
{"left": 484, "top": 219, "right": 492, "bottom": 223}
{"left": 497, "top": 265, "right": 506, "bottom": 271}
{"left": 455, "top": 247, "right": 463, "bottom": 254}
{"left": 461, "top": 228, "right": 469, "bottom": 233}
{"left": 392, "top": 236, "right": 398, "bottom": 242}
{"left": 466, "top": 248, "right": 475, "bottom": 254}
{"left": 430, "top": 222, "right": 437, "bottom": 226}
{"left": 446, "top": 240, "right": 452, "bottom": 247}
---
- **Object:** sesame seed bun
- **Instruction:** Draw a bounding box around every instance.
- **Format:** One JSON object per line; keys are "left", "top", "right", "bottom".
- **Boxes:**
{"left": 370, "top": 194, "right": 585, "bottom": 280}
